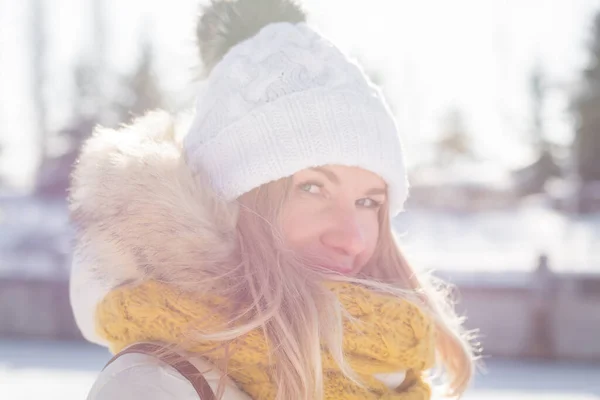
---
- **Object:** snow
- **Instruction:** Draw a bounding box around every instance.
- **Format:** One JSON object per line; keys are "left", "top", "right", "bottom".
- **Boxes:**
{"left": 394, "top": 202, "right": 600, "bottom": 275}
{"left": 0, "top": 195, "right": 72, "bottom": 279}
{"left": 0, "top": 339, "right": 598, "bottom": 399}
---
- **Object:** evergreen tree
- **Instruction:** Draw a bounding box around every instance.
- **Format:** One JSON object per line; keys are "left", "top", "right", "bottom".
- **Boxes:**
{"left": 434, "top": 108, "right": 475, "bottom": 167}
{"left": 113, "top": 35, "right": 164, "bottom": 124}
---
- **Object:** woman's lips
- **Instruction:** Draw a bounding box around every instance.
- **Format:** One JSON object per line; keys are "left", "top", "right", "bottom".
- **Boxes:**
{"left": 300, "top": 252, "right": 355, "bottom": 274}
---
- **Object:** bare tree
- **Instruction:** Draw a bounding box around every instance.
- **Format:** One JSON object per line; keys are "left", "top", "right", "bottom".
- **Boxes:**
{"left": 530, "top": 59, "right": 548, "bottom": 154}
{"left": 30, "top": 0, "right": 48, "bottom": 163}
{"left": 573, "top": 12, "right": 600, "bottom": 184}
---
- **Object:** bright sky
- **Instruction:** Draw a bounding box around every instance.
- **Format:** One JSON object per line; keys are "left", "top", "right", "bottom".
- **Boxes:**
{"left": 0, "top": 0, "right": 599, "bottom": 189}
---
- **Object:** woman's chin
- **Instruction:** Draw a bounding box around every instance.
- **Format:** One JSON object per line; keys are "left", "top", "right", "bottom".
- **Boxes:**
{"left": 318, "top": 264, "right": 355, "bottom": 275}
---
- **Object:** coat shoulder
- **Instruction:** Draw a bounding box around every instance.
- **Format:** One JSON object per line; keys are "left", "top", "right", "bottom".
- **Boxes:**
{"left": 87, "top": 352, "right": 250, "bottom": 400}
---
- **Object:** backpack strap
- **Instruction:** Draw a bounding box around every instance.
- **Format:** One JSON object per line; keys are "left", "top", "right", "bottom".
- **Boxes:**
{"left": 103, "top": 342, "right": 217, "bottom": 400}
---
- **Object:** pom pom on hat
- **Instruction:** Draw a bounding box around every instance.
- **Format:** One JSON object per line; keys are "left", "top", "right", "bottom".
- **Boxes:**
{"left": 197, "top": 0, "right": 306, "bottom": 75}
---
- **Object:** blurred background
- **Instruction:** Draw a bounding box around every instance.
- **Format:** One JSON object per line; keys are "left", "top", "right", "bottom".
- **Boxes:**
{"left": 1, "top": 0, "right": 599, "bottom": 398}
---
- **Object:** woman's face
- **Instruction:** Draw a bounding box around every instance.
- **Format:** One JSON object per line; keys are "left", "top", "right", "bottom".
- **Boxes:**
{"left": 280, "top": 165, "right": 386, "bottom": 275}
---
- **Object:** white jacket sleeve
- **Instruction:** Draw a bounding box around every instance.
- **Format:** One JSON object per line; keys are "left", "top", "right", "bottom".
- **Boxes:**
{"left": 87, "top": 352, "right": 251, "bottom": 400}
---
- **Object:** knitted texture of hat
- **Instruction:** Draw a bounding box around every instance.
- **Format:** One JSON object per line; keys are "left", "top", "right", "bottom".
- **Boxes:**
{"left": 184, "top": 22, "right": 409, "bottom": 215}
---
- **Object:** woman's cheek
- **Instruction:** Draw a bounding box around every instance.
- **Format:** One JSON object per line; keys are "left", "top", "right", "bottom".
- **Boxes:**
{"left": 281, "top": 201, "right": 318, "bottom": 249}
{"left": 361, "top": 215, "right": 380, "bottom": 260}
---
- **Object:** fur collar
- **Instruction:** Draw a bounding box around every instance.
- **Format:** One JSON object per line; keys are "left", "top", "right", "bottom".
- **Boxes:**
{"left": 69, "top": 111, "right": 239, "bottom": 344}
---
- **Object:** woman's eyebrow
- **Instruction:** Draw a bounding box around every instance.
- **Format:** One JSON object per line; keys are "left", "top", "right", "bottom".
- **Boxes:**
{"left": 309, "top": 167, "right": 386, "bottom": 197}
{"left": 309, "top": 167, "right": 340, "bottom": 184}
{"left": 365, "top": 188, "right": 387, "bottom": 196}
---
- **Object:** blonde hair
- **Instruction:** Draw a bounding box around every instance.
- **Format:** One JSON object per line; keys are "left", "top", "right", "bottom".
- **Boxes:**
{"left": 171, "top": 176, "right": 478, "bottom": 399}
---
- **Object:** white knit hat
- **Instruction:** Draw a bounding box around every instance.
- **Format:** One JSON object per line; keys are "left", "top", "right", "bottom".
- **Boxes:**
{"left": 184, "top": 2, "right": 409, "bottom": 215}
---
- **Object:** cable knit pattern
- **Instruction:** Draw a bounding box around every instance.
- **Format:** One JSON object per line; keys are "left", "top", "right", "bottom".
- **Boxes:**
{"left": 184, "top": 22, "right": 409, "bottom": 215}
{"left": 97, "top": 280, "right": 435, "bottom": 399}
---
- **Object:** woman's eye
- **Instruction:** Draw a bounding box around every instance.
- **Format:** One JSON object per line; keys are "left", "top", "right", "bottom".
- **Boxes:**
{"left": 299, "top": 182, "right": 322, "bottom": 194}
{"left": 356, "top": 198, "right": 381, "bottom": 209}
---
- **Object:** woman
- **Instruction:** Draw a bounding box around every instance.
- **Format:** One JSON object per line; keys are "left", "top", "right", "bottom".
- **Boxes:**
{"left": 69, "top": 0, "right": 477, "bottom": 399}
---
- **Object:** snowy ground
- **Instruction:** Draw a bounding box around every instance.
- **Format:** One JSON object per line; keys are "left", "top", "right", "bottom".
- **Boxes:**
{"left": 0, "top": 339, "right": 598, "bottom": 400}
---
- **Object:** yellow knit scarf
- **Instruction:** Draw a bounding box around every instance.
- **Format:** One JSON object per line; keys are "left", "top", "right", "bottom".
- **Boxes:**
{"left": 96, "top": 280, "right": 435, "bottom": 399}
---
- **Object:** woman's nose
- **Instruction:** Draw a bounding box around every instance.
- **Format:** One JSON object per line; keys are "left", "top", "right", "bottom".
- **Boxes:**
{"left": 320, "top": 211, "right": 366, "bottom": 257}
